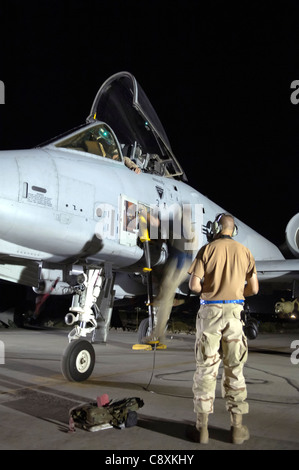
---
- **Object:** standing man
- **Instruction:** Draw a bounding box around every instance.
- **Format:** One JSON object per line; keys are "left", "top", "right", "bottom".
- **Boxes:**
{"left": 188, "top": 213, "right": 259, "bottom": 444}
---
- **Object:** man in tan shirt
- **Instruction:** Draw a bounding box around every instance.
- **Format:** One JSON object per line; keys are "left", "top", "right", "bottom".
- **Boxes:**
{"left": 188, "top": 214, "right": 259, "bottom": 444}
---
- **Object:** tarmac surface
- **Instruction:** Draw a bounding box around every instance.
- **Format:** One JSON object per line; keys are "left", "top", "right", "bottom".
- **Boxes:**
{"left": 0, "top": 322, "right": 299, "bottom": 453}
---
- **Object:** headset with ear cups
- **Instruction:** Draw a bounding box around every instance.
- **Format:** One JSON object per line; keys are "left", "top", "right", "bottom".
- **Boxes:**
{"left": 211, "top": 213, "right": 238, "bottom": 238}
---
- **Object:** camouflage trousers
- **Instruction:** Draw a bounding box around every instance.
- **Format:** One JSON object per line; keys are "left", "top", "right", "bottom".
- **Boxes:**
{"left": 193, "top": 303, "right": 249, "bottom": 415}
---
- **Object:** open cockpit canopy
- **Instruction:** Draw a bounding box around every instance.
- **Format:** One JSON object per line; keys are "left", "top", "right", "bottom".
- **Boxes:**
{"left": 87, "top": 72, "right": 186, "bottom": 180}
{"left": 42, "top": 72, "right": 186, "bottom": 180}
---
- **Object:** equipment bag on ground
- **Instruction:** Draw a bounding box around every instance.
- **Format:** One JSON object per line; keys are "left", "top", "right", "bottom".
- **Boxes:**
{"left": 70, "top": 397, "right": 144, "bottom": 431}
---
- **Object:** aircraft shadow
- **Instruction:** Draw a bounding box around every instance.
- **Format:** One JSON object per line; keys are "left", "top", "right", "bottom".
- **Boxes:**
{"left": 137, "top": 414, "right": 231, "bottom": 444}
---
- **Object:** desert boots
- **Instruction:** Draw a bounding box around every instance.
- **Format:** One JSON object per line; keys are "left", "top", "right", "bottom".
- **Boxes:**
{"left": 230, "top": 413, "right": 250, "bottom": 444}
{"left": 196, "top": 413, "right": 209, "bottom": 444}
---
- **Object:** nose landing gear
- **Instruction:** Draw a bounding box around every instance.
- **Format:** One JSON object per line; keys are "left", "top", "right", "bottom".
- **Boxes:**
{"left": 61, "top": 265, "right": 115, "bottom": 382}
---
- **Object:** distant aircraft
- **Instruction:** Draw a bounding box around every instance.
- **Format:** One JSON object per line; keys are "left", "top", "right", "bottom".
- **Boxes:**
{"left": 0, "top": 71, "right": 298, "bottom": 381}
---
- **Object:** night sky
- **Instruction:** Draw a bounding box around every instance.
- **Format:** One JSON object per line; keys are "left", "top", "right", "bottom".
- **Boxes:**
{"left": 0, "top": 0, "right": 298, "bottom": 248}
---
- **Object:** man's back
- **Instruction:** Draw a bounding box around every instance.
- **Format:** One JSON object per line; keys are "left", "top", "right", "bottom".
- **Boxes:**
{"left": 189, "top": 237, "right": 256, "bottom": 301}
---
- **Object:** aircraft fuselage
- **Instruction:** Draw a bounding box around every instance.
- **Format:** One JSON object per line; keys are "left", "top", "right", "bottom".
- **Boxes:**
{"left": 0, "top": 144, "right": 284, "bottom": 275}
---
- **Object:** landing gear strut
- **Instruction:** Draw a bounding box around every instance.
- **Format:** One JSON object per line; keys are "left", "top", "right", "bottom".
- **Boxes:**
{"left": 61, "top": 264, "right": 115, "bottom": 382}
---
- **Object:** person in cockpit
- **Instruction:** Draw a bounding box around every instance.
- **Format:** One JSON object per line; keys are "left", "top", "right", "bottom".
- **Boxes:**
{"left": 111, "top": 149, "right": 141, "bottom": 173}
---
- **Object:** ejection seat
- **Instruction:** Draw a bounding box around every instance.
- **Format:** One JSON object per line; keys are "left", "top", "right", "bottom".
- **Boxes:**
{"left": 85, "top": 140, "right": 106, "bottom": 156}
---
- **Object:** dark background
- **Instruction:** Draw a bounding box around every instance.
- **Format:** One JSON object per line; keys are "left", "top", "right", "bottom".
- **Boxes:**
{"left": 0, "top": 0, "right": 298, "bottom": 248}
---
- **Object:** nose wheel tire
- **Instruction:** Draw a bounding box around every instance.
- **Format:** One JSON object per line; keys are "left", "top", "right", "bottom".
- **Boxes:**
{"left": 61, "top": 339, "right": 95, "bottom": 382}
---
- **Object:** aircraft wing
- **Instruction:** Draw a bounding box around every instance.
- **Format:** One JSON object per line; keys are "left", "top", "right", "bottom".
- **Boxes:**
{"left": 256, "top": 259, "right": 299, "bottom": 272}
{"left": 256, "top": 259, "right": 299, "bottom": 284}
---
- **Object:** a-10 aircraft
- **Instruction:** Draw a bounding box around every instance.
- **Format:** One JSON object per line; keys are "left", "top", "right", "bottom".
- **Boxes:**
{"left": 0, "top": 71, "right": 298, "bottom": 381}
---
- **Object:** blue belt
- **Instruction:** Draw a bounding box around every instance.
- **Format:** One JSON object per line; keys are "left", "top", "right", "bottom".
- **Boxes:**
{"left": 200, "top": 300, "right": 244, "bottom": 305}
